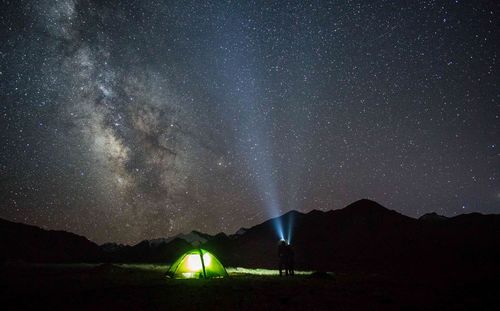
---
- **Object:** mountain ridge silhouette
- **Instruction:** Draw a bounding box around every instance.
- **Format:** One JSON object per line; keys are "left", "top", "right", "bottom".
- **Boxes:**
{"left": 1, "top": 199, "right": 499, "bottom": 274}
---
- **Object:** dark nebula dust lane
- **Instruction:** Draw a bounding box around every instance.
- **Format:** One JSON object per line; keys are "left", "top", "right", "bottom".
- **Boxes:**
{"left": 0, "top": 0, "right": 498, "bottom": 244}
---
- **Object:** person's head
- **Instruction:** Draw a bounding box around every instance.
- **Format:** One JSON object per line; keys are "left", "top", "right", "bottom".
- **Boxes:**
{"left": 280, "top": 240, "right": 286, "bottom": 246}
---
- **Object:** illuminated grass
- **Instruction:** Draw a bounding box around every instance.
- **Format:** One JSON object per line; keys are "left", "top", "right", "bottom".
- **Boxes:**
{"left": 9, "top": 263, "right": 315, "bottom": 277}
{"left": 115, "top": 263, "right": 170, "bottom": 272}
{"left": 115, "top": 264, "right": 314, "bottom": 276}
{"left": 226, "top": 267, "right": 313, "bottom": 276}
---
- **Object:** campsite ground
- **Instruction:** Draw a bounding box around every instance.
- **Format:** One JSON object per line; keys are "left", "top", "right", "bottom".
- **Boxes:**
{"left": 1, "top": 263, "right": 498, "bottom": 310}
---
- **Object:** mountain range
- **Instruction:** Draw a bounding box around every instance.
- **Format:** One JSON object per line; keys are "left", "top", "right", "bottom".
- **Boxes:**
{"left": 1, "top": 199, "right": 499, "bottom": 274}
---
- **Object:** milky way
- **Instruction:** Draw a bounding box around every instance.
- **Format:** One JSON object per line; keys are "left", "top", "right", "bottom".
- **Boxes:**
{"left": 1, "top": 0, "right": 499, "bottom": 244}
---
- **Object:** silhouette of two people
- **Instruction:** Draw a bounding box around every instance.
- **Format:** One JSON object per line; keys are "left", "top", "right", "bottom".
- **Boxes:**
{"left": 278, "top": 240, "right": 294, "bottom": 276}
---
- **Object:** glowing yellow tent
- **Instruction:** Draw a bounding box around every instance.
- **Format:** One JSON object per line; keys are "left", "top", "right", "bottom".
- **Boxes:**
{"left": 166, "top": 249, "right": 228, "bottom": 279}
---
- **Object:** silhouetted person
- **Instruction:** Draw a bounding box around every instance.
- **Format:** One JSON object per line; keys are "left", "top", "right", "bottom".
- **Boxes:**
{"left": 286, "top": 244, "right": 295, "bottom": 276}
{"left": 278, "top": 240, "right": 288, "bottom": 276}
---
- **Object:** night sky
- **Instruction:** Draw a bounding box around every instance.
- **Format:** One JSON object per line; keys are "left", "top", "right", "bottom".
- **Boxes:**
{"left": 1, "top": 0, "right": 498, "bottom": 244}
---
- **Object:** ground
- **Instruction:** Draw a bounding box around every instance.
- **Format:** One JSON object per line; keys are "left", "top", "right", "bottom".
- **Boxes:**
{"left": 1, "top": 263, "right": 498, "bottom": 310}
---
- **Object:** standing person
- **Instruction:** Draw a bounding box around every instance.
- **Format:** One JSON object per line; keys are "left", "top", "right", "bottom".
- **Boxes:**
{"left": 278, "top": 240, "right": 289, "bottom": 276}
{"left": 286, "top": 244, "right": 295, "bottom": 276}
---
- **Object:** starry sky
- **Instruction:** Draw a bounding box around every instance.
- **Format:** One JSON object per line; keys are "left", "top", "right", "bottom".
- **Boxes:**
{"left": 1, "top": 0, "right": 499, "bottom": 244}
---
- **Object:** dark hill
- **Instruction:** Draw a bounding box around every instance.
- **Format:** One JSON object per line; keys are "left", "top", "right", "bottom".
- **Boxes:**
{"left": 204, "top": 199, "right": 500, "bottom": 275}
{"left": 419, "top": 212, "right": 449, "bottom": 222}
{"left": 205, "top": 199, "right": 419, "bottom": 270}
{"left": 0, "top": 218, "right": 101, "bottom": 263}
{"left": 102, "top": 237, "right": 192, "bottom": 263}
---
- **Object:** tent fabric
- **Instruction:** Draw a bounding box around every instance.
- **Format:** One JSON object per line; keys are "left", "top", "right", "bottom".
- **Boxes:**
{"left": 167, "top": 248, "right": 228, "bottom": 279}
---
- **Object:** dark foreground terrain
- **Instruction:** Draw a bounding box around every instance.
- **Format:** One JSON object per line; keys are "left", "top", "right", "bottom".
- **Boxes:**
{"left": 1, "top": 263, "right": 498, "bottom": 310}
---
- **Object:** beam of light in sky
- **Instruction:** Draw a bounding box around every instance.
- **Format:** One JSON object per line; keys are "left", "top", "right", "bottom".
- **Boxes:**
{"left": 234, "top": 98, "right": 284, "bottom": 240}
{"left": 216, "top": 12, "right": 284, "bottom": 240}
{"left": 286, "top": 215, "right": 294, "bottom": 244}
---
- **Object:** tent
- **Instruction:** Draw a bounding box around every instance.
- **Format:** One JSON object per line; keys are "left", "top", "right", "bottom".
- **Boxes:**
{"left": 166, "top": 248, "right": 228, "bottom": 279}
